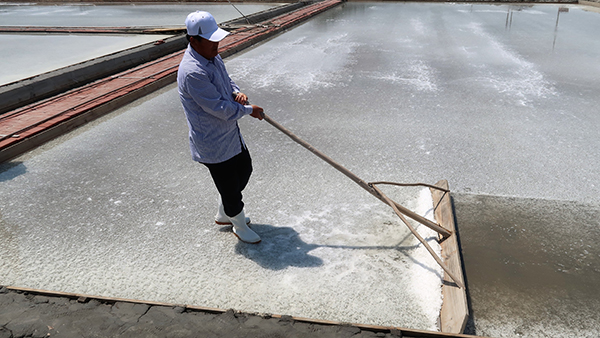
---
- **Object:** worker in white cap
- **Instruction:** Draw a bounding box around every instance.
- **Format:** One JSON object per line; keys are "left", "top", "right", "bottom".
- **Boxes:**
{"left": 177, "top": 11, "right": 264, "bottom": 244}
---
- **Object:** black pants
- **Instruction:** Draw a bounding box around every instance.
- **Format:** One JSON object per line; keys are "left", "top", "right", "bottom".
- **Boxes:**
{"left": 203, "top": 148, "right": 253, "bottom": 218}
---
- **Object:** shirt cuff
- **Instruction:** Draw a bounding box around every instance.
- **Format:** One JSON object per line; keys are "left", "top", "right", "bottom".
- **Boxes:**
{"left": 243, "top": 105, "right": 253, "bottom": 115}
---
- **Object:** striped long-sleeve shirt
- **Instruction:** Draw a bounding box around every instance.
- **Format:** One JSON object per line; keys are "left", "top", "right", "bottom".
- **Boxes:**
{"left": 177, "top": 45, "right": 253, "bottom": 164}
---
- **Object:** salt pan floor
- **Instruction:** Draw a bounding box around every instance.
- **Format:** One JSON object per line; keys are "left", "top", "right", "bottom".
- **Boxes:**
{"left": 0, "top": 80, "right": 444, "bottom": 329}
{"left": 3, "top": 2, "right": 600, "bottom": 334}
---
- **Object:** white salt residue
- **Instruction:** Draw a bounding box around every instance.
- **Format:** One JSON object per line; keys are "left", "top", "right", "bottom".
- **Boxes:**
{"left": 406, "top": 188, "right": 443, "bottom": 331}
{"left": 456, "top": 5, "right": 548, "bottom": 15}
{"left": 284, "top": 207, "right": 333, "bottom": 230}
{"left": 227, "top": 33, "right": 358, "bottom": 93}
{"left": 410, "top": 18, "right": 426, "bottom": 36}
{"left": 521, "top": 9, "right": 550, "bottom": 16}
{"left": 486, "top": 39, "right": 556, "bottom": 105}
{"left": 464, "top": 22, "right": 556, "bottom": 106}
{"left": 282, "top": 202, "right": 390, "bottom": 246}
{"left": 374, "top": 60, "right": 439, "bottom": 92}
{"left": 457, "top": 9, "right": 507, "bottom": 14}
{"left": 269, "top": 197, "right": 443, "bottom": 329}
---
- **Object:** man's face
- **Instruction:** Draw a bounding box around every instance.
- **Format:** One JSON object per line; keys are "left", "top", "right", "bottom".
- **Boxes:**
{"left": 191, "top": 36, "right": 219, "bottom": 60}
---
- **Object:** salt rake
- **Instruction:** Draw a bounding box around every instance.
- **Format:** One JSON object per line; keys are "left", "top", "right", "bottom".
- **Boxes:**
{"left": 260, "top": 112, "right": 464, "bottom": 289}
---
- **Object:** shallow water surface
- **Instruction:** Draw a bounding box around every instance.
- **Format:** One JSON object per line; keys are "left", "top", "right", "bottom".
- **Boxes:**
{"left": 0, "top": 3, "right": 281, "bottom": 27}
{"left": 0, "top": 3, "right": 282, "bottom": 85}
{"left": 455, "top": 194, "right": 600, "bottom": 337}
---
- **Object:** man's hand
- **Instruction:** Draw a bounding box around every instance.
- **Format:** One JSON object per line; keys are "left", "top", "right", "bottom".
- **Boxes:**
{"left": 233, "top": 92, "right": 263, "bottom": 120}
{"left": 250, "top": 105, "right": 264, "bottom": 120}
{"left": 234, "top": 92, "right": 249, "bottom": 105}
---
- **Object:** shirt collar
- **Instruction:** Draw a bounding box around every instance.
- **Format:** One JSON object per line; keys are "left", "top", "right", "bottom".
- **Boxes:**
{"left": 188, "top": 44, "right": 212, "bottom": 66}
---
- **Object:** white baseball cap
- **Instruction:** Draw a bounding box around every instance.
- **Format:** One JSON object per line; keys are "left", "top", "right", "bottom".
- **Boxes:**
{"left": 185, "top": 11, "right": 230, "bottom": 42}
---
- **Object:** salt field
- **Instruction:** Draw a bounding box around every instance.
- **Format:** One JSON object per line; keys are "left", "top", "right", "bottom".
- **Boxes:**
{"left": 2, "top": 2, "right": 600, "bottom": 337}
{"left": 0, "top": 84, "right": 444, "bottom": 330}
{"left": 0, "top": 34, "right": 174, "bottom": 85}
{"left": 0, "top": 3, "right": 282, "bottom": 27}
{"left": 0, "top": 3, "right": 281, "bottom": 85}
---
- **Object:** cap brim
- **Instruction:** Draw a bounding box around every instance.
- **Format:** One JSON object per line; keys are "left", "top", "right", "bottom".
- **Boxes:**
{"left": 202, "top": 28, "right": 230, "bottom": 42}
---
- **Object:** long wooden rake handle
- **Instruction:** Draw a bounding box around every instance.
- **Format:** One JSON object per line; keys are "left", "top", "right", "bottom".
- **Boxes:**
{"left": 260, "top": 112, "right": 452, "bottom": 239}
{"left": 371, "top": 185, "right": 464, "bottom": 288}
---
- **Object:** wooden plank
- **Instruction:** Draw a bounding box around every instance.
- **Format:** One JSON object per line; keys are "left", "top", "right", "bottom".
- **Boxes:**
{"left": 432, "top": 180, "right": 469, "bottom": 334}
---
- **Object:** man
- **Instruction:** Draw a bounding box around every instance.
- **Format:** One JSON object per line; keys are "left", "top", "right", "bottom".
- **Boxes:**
{"left": 177, "top": 11, "right": 263, "bottom": 244}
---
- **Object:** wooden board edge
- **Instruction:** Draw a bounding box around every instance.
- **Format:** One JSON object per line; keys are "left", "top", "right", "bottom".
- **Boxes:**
{"left": 431, "top": 179, "right": 469, "bottom": 334}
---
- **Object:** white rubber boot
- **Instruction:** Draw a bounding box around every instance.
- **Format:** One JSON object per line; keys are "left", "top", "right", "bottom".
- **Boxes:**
{"left": 230, "top": 210, "right": 261, "bottom": 244}
{"left": 215, "top": 198, "right": 250, "bottom": 225}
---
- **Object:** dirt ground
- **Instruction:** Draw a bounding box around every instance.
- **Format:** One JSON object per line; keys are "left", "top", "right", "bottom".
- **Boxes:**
{"left": 0, "top": 286, "right": 410, "bottom": 338}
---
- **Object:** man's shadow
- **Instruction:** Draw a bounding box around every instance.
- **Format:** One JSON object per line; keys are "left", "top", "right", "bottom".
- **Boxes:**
{"left": 221, "top": 223, "right": 442, "bottom": 277}
{"left": 221, "top": 224, "right": 322, "bottom": 270}
{"left": 0, "top": 162, "right": 27, "bottom": 182}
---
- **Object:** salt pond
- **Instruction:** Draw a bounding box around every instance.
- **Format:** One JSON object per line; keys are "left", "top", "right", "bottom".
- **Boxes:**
{"left": 0, "top": 3, "right": 282, "bottom": 27}
{"left": 2, "top": 2, "right": 600, "bottom": 336}
{"left": 0, "top": 3, "right": 282, "bottom": 85}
